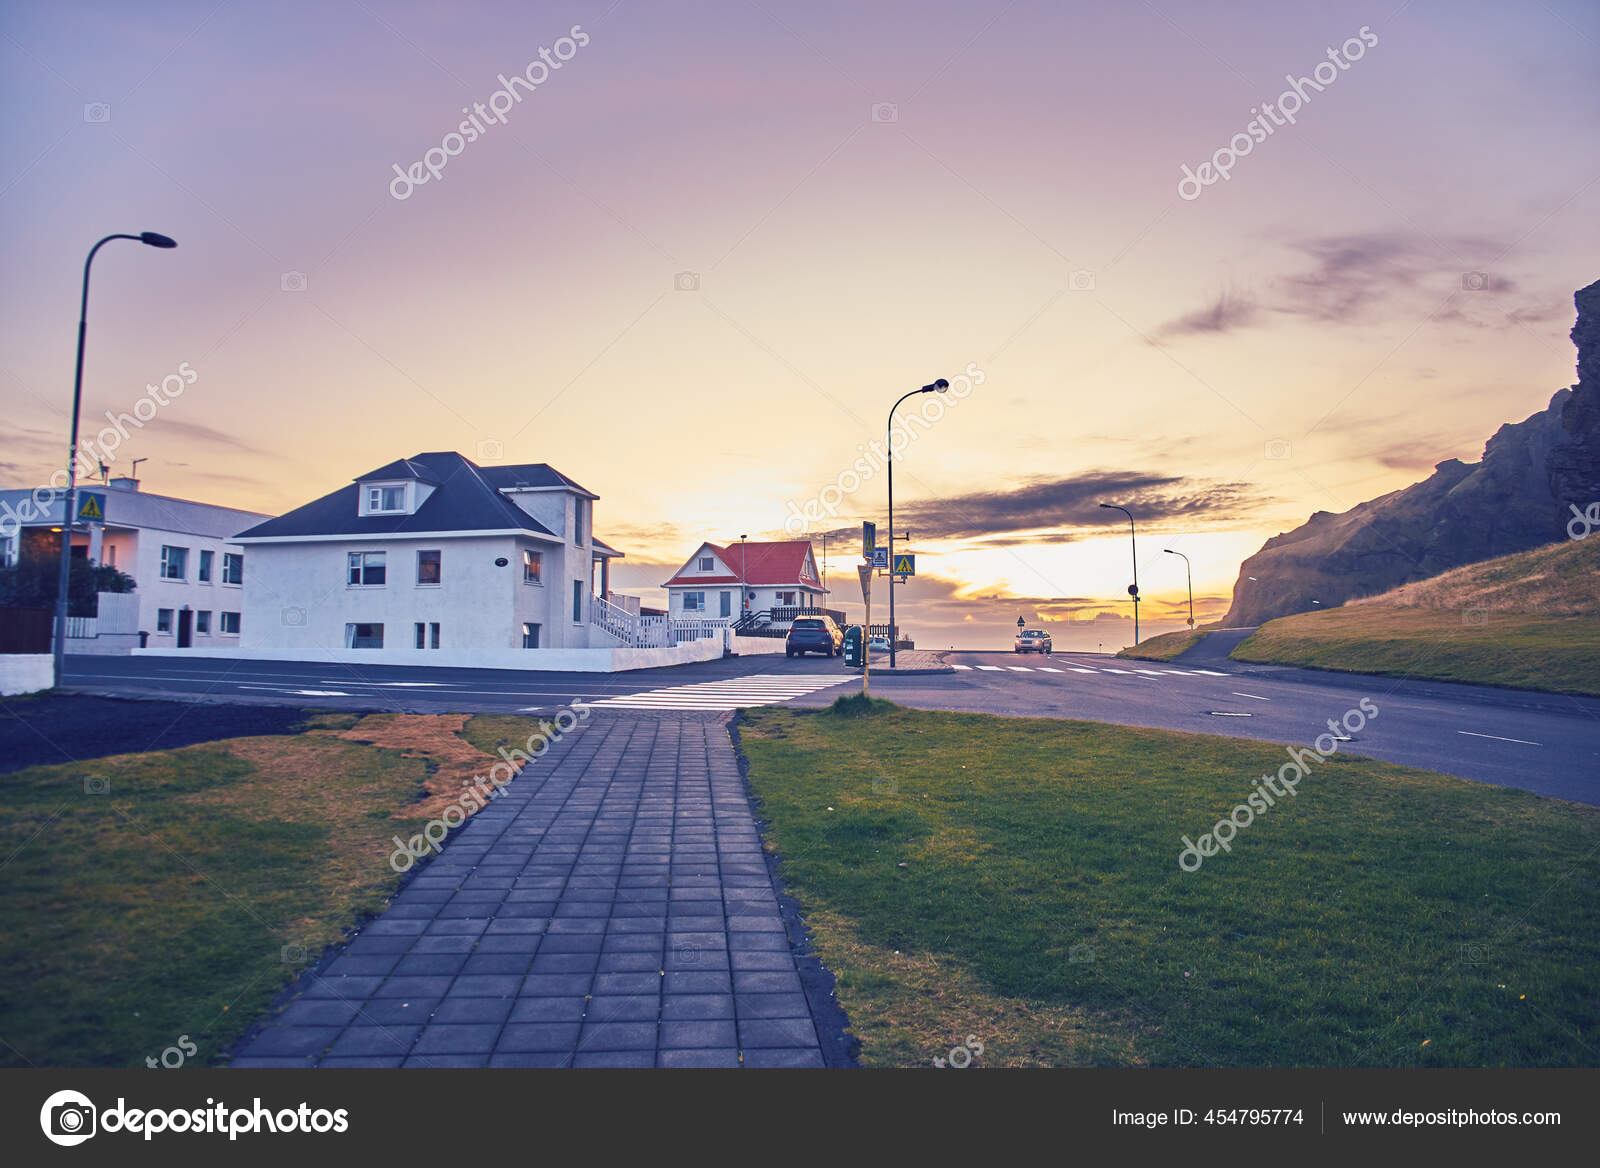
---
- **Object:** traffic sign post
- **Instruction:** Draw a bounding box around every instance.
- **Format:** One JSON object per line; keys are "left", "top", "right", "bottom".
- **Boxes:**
{"left": 76, "top": 491, "right": 106, "bottom": 522}
{"left": 857, "top": 563, "right": 873, "bottom": 695}
{"left": 861, "top": 521, "right": 876, "bottom": 559}
{"left": 892, "top": 553, "right": 914, "bottom": 577}
{"left": 871, "top": 546, "right": 888, "bottom": 570}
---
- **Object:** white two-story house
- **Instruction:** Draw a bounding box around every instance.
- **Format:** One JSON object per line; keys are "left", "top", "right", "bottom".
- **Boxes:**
{"left": 661, "top": 539, "right": 831, "bottom": 623}
{"left": 231, "top": 452, "right": 625, "bottom": 656}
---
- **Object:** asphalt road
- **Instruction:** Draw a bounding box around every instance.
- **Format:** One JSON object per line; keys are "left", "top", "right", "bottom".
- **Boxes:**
{"left": 56, "top": 650, "right": 1600, "bottom": 805}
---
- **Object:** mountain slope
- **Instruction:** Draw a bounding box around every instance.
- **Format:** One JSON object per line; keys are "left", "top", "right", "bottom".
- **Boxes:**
{"left": 1222, "top": 278, "right": 1600, "bottom": 626}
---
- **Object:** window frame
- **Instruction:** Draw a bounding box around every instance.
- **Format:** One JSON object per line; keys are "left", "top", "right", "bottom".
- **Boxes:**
{"left": 197, "top": 549, "right": 213, "bottom": 583}
{"left": 347, "top": 551, "right": 387, "bottom": 587}
{"left": 159, "top": 545, "right": 187, "bottom": 581}
{"left": 682, "top": 591, "right": 705, "bottom": 612}
{"left": 195, "top": 610, "right": 211, "bottom": 635}
{"left": 521, "top": 623, "right": 540, "bottom": 649}
{"left": 156, "top": 608, "right": 174, "bottom": 633}
{"left": 572, "top": 579, "right": 583, "bottom": 623}
{"left": 221, "top": 552, "right": 243, "bottom": 585}
{"left": 522, "top": 548, "right": 542, "bottom": 585}
{"left": 416, "top": 549, "right": 442, "bottom": 586}
{"left": 220, "top": 611, "right": 241, "bottom": 636}
{"left": 344, "top": 621, "right": 383, "bottom": 648}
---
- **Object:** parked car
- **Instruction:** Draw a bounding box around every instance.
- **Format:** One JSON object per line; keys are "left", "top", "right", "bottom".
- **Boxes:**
{"left": 1014, "top": 628, "right": 1053, "bottom": 654}
{"left": 867, "top": 635, "right": 891, "bottom": 653}
{"left": 786, "top": 615, "right": 844, "bottom": 657}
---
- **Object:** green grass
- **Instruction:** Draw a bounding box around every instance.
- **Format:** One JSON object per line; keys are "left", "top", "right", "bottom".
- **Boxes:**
{"left": 0, "top": 711, "right": 513, "bottom": 1068}
{"left": 1232, "top": 608, "right": 1600, "bottom": 695}
{"left": 1117, "top": 630, "right": 1206, "bottom": 661}
{"left": 737, "top": 701, "right": 1600, "bottom": 1067}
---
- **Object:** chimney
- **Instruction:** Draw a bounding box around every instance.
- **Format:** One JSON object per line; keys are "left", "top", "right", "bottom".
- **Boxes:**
{"left": 108, "top": 476, "right": 140, "bottom": 491}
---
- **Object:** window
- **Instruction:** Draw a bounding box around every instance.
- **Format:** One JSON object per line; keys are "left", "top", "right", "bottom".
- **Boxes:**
{"left": 572, "top": 579, "right": 583, "bottom": 623}
{"left": 197, "top": 549, "right": 213, "bottom": 582}
{"left": 573, "top": 498, "right": 587, "bottom": 546}
{"left": 430, "top": 622, "right": 439, "bottom": 649}
{"left": 698, "top": 555, "right": 714, "bottom": 571}
{"left": 682, "top": 591, "right": 705, "bottom": 612}
{"left": 417, "top": 549, "right": 441, "bottom": 585}
{"left": 776, "top": 591, "right": 797, "bottom": 607}
{"left": 414, "top": 622, "right": 439, "bottom": 649}
{"left": 0, "top": 534, "right": 15, "bottom": 567}
{"left": 344, "top": 622, "right": 383, "bottom": 648}
{"left": 222, "top": 553, "right": 243, "bottom": 585}
{"left": 522, "top": 623, "right": 540, "bottom": 649}
{"left": 523, "top": 549, "right": 542, "bottom": 584}
{"left": 719, "top": 591, "right": 731, "bottom": 618}
{"left": 156, "top": 608, "right": 173, "bottom": 633}
{"left": 347, "top": 551, "right": 386, "bottom": 586}
{"left": 366, "top": 485, "right": 405, "bottom": 512}
{"left": 159, "top": 545, "right": 187, "bottom": 580}
{"left": 105, "top": 542, "right": 115, "bottom": 567}
{"left": 195, "top": 610, "right": 211, "bottom": 634}
{"left": 220, "top": 612, "right": 241, "bottom": 635}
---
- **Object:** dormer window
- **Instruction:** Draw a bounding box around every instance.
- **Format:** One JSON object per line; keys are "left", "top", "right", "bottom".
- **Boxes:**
{"left": 698, "top": 556, "right": 714, "bottom": 571}
{"left": 368, "top": 485, "right": 405, "bottom": 513}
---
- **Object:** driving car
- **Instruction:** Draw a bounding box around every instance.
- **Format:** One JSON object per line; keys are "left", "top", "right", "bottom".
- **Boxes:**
{"left": 786, "top": 615, "right": 844, "bottom": 657}
{"left": 867, "top": 635, "right": 891, "bottom": 653}
{"left": 1014, "top": 628, "right": 1053, "bottom": 654}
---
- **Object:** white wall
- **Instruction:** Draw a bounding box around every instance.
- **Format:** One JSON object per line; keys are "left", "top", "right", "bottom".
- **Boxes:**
{"left": 0, "top": 654, "right": 53, "bottom": 695}
{"left": 136, "top": 637, "right": 725, "bottom": 672}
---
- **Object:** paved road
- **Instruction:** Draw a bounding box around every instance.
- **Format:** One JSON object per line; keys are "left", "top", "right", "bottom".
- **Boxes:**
{"left": 233, "top": 715, "right": 839, "bottom": 1068}
{"left": 792, "top": 650, "right": 1600, "bottom": 806}
{"left": 60, "top": 652, "right": 855, "bottom": 714}
{"left": 61, "top": 650, "right": 1600, "bottom": 804}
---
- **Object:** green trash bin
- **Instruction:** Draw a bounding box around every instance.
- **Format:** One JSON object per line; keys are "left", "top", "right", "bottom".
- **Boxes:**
{"left": 842, "top": 625, "right": 864, "bottom": 668}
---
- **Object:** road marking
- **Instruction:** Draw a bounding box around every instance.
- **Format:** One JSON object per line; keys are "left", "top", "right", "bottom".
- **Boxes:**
{"left": 1190, "top": 669, "right": 1228, "bottom": 676}
{"left": 1131, "top": 669, "right": 1166, "bottom": 676}
{"left": 949, "top": 664, "right": 973, "bottom": 670}
{"left": 1037, "top": 667, "right": 1062, "bottom": 673}
{"left": 585, "top": 674, "right": 850, "bottom": 711}
{"left": 1230, "top": 692, "right": 1270, "bottom": 701}
{"left": 1100, "top": 667, "right": 1133, "bottom": 674}
{"left": 1458, "top": 730, "right": 1541, "bottom": 746}
{"left": 1006, "top": 666, "right": 1033, "bottom": 672}
{"left": 1068, "top": 668, "right": 1096, "bottom": 674}
{"left": 1207, "top": 711, "right": 1252, "bottom": 717}
{"left": 976, "top": 665, "right": 1004, "bottom": 671}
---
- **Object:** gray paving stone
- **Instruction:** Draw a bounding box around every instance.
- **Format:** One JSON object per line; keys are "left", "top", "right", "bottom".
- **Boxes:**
{"left": 327, "top": 1026, "right": 420, "bottom": 1057}
{"left": 577, "top": 1021, "right": 658, "bottom": 1051}
{"left": 658, "top": 1048, "right": 742, "bottom": 1068}
{"left": 660, "top": 1019, "right": 737, "bottom": 1049}
{"left": 239, "top": 1026, "right": 339, "bottom": 1057}
{"left": 411, "top": 1024, "right": 502, "bottom": 1055}
{"left": 585, "top": 994, "right": 659, "bottom": 1023}
{"left": 509, "top": 996, "right": 587, "bottom": 1023}
{"left": 350, "top": 998, "right": 438, "bottom": 1025}
{"left": 741, "top": 1047, "right": 825, "bottom": 1068}
{"left": 430, "top": 997, "right": 514, "bottom": 1025}
{"left": 497, "top": 1022, "right": 582, "bottom": 1052}
{"left": 661, "top": 994, "right": 735, "bottom": 1021}
{"left": 739, "top": 1017, "right": 820, "bottom": 1048}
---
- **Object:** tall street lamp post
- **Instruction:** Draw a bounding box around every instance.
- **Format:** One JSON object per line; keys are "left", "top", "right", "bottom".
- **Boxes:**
{"left": 54, "top": 231, "right": 178, "bottom": 685}
{"left": 1164, "top": 548, "right": 1193, "bottom": 629}
{"left": 887, "top": 378, "right": 947, "bottom": 667}
{"left": 1098, "top": 502, "right": 1139, "bottom": 645}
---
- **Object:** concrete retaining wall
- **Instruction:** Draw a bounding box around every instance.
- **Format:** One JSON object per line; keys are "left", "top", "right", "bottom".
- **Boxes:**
{"left": 133, "top": 637, "right": 726, "bottom": 673}
{"left": 0, "top": 654, "right": 53, "bottom": 695}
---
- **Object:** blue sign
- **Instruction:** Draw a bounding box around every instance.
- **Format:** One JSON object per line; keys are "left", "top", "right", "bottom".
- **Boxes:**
{"left": 871, "top": 546, "right": 888, "bottom": 569}
{"left": 76, "top": 491, "right": 106, "bottom": 522}
{"left": 892, "top": 553, "right": 914, "bottom": 577}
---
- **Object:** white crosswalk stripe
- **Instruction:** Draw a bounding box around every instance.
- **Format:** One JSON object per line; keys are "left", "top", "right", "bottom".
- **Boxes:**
{"left": 976, "top": 665, "right": 1004, "bottom": 671}
{"left": 585, "top": 673, "right": 851, "bottom": 711}
{"left": 949, "top": 664, "right": 974, "bottom": 670}
{"left": 1006, "top": 666, "right": 1033, "bottom": 672}
{"left": 1037, "top": 667, "right": 1062, "bottom": 673}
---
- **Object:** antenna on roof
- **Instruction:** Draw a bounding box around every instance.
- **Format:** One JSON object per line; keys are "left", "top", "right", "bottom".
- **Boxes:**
{"left": 130, "top": 457, "right": 148, "bottom": 481}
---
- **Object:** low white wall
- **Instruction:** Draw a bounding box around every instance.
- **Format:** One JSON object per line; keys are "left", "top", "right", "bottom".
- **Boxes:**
{"left": 731, "top": 636, "right": 789, "bottom": 655}
{"left": 66, "top": 633, "right": 142, "bottom": 656}
{"left": 0, "top": 654, "right": 54, "bottom": 695}
{"left": 133, "top": 637, "right": 726, "bottom": 673}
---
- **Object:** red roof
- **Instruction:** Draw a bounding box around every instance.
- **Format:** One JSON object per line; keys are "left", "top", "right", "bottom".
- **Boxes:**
{"left": 662, "top": 540, "right": 822, "bottom": 588}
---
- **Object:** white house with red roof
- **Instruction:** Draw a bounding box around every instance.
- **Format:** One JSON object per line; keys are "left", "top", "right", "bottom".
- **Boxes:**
{"left": 661, "top": 540, "right": 834, "bottom": 625}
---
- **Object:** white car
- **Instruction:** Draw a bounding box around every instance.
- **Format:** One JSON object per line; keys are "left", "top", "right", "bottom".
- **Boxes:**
{"left": 868, "top": 635, "right": 891, "bottom": 653}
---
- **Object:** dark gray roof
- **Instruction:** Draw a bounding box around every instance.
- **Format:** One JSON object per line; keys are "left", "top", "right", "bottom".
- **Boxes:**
{"left": 234, "top": 451, "right": 565, "bottom": 540}
{"left": 478, "top": 463, "right": 597, "bottom": 498}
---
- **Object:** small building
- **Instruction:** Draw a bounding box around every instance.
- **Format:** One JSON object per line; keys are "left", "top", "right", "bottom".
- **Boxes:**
{"left": 661, "top": 539, "right": 838, "bottom": 628}
{"left": 0, "top": 475, "right": 268, "bottom": 654}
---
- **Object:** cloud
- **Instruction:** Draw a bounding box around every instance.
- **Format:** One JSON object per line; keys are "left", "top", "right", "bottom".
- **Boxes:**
{"left": 1152, "top": 290, "right": 1258, "bottom": 339}
{"left": 887, "top": 470, "right": 1268, "bottom": 541}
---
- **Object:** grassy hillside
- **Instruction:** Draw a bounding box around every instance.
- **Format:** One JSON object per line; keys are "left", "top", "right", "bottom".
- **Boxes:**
{"left": 1231, "top": 537, "right": 1600, "bottom": 694}
{"left": 1117, "top": 630, "right": 1206, "bottom": 661}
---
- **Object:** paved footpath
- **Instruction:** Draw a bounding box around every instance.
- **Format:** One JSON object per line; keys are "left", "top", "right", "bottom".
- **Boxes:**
{"left": 233, "top": 714, "right": 827, "bottom": 1067}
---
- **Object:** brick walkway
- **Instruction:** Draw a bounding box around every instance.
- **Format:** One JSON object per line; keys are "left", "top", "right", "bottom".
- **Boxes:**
{"left": 232, "top": 715, "right": 826, "bottom": 1068}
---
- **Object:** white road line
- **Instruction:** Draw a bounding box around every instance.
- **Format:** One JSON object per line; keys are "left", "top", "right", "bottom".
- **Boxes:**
{"left": 1208, "top": 711, "right": 1253, "bottom": 717}
{"left": 1131, "top": 669, "right": 1166, "bottom": 676}
{"left": 1068, "top": 668, "right": 1096, "bottom": 674}
{"left": 586, "top": 673, "right": 850, "bottom": 711}
{"left": 1037, "top": 667, "right": 1062, "bottom": 673}
{"left": 1007, "top": 666, "right": 1033, "bottom": 672}
{"left": 1100, "top": 668, "right": 1134, "bottom": 674}
{"left": 1230, "top": 692, "right": 1271, "bottom": 701}
{"left": 1190, "top": 669, "right": 1228, "bottom": 676}
{"left": 949, "top": 664, "right": 973, "bottom": 670}
{"left": 1458, "top": 730, "right": 1541, "bottom": 746}
{"left": 976, "top": 665, "right": 1004, "bottom": 671}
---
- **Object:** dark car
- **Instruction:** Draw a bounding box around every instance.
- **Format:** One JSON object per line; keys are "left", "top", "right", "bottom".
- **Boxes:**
{"left": 1014, "top": 628, "right": 1053, "bottom": 654}
{"left": 786, "top": 615, "right": 843, "bottom": 657}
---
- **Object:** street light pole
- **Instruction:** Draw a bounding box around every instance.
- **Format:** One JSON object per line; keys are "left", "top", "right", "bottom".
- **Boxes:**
{"left": 1099, "top": 502, "right": 1139, "bottom": 645}
{"left": 739, "top": 534, "right": 747, "bottom": 622}
{"left": 1164, "top": 549, "right": 1192, "bottom": 629}
{"left": 887, "top": 378, "right": 947, "bottom": 668}
{"left": 54, "top": 231, "right": 177, "bottom": 686}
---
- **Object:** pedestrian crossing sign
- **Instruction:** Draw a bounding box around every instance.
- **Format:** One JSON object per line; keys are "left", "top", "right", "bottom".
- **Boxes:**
{"left": 76, "top": 491, "right": 106, "bottom": 522}
{"left": 893, "top": 554, "right": 914, "bottom": 576}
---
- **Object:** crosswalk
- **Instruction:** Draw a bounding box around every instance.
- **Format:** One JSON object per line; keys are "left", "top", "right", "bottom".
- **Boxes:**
{"left": 949, "top": 660, "right": 1228, "bottom": 678}
{"left": 584, "top": 673, "right": 852, "bottom": 711}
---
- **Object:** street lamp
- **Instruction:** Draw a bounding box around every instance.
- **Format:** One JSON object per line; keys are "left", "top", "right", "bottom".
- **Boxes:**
{"left": 1163, "top": 548, "right": 1193, "bottom": 629}
{"left": 887, "top": 378, "right": 947, "bottom": 667}
{"left": 1099, "top": 502, "right": 1139, "bottom": 645}
{"left": 54, "top": 231, "right": 178, "bottom": 685}
{"left": 739, "top": 534, "right": 748, "bottom": 621}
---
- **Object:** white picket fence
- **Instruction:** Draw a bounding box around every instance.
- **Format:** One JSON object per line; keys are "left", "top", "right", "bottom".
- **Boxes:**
{"left": 592, "top": 595, "right": 728, "bottom": 648}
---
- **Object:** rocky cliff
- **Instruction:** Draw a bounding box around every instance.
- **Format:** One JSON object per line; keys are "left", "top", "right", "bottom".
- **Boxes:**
{"left": 1222, "top": 279, "right": 1600, "bottom": 627}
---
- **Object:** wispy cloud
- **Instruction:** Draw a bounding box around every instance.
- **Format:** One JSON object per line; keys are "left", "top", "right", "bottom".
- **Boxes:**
{"left": 1152, "top": 290, "right": 1258, "bottom": 339}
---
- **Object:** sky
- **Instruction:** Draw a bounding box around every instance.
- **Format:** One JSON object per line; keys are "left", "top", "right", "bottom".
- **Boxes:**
{"left": 2, "top": 0, "right": 1596, "bottom": 649}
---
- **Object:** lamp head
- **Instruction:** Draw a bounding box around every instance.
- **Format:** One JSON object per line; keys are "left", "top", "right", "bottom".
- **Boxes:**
{"left": 922, "top": 378, "right": 949, "bottom": 393}
{"left": 139, "top": 232, "right": 178, "bottom": 249}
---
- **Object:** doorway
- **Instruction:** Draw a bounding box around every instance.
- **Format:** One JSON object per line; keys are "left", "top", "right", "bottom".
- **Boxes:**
{"left": 177, "top": 607, "right": 193, "bottom": 648}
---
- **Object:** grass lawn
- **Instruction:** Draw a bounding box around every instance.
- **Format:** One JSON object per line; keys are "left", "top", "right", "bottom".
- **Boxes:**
{"left": 1231, "top": 607, "right": 1600, "bottom": 696}
{"left": 1117, "top": 630, "right": 1206, "bottom": 661}
{"left": 0, "top": 710, "right": 516, "bottom": 1068}
{"left": 736, "top": 697, "right": 1600, "bottom": 1067}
